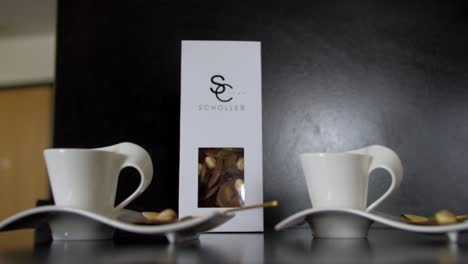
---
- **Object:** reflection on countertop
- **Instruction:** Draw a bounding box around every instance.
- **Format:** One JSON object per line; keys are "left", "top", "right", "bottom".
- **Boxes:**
{"left": 1, "top": 228, "right": 468, "bottom": 263}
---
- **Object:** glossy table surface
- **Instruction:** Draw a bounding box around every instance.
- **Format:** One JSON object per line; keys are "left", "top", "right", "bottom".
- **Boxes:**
{"left": 1, "top": 227, "right": 468, "bottom": 263}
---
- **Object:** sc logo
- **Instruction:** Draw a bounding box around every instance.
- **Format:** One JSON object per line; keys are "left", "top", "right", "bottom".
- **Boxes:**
{"left": 210, "top": 75, "right": 233, "bottom": 103}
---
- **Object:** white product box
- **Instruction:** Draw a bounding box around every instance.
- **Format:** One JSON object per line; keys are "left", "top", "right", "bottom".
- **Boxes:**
{"left": 179, "top": 41, "right": 263, "bottom": 232}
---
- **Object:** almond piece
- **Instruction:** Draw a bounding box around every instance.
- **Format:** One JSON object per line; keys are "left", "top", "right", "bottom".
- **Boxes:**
{"left": 236, "top": 158, "right": 244, "bottom": 171}
{"left": 434, "top": 210, "right": 457, "bottom": 225}
{"left": 456, "top": 214, "right": 468, "bottom": 222}
{"left": 205, "top": 156, "right": 216, "bottom": 169}
{"left": 142, "top": 212, "right": 160, "bottom": 220}
{"left": 401, "top": 214, "right": 430, "bottom": 225}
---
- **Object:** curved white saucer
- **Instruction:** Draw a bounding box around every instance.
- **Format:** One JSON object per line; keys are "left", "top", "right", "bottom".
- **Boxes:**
{"left": 275, "top": 208, "right": 468, "bottom": 242}
{"left": 0, "top": 206, "right": 234, "bottom": 243}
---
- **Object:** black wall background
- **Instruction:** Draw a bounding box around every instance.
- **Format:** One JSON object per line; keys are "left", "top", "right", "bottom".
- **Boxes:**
{"left": 55, "top": 0, "right": 468, "bottom": 228}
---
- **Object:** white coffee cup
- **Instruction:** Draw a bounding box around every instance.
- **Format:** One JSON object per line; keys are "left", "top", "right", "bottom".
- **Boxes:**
{"left": 44, "top": 142, "right": 153, "bottom": 217}
{"left": 300, "top": 145, "right": 403, "bottom": 211}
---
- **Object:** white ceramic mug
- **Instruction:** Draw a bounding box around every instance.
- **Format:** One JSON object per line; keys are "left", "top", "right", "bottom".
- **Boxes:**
{"left": 44, "top": 142, "right": 153, "bottom": 217}
{"left": 300, "top": 145, "right": 403, "bottom": 212}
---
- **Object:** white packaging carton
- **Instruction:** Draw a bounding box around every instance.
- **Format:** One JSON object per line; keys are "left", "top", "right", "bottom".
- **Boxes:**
{"left": 179, "top": 41, "right": 263, "bottom": 232}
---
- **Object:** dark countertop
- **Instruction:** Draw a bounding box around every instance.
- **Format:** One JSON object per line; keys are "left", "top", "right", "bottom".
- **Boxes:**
{"left": 1, "top": 228, "right": 468, "bottom": 263}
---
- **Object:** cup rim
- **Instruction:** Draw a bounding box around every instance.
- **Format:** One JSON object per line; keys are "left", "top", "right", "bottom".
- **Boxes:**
{"left": 300, "top": 152, "right": 370, "bottom": 158}
{"left": 44, "top": 148, "right": 112, "bottom": 153}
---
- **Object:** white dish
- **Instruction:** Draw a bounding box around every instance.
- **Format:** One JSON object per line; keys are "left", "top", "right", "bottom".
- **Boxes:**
{"left": 275, "top": 208, "right": 467, "bottom": 243}
{"left": 0, "top": 205, "right": 234, "bottom": 243}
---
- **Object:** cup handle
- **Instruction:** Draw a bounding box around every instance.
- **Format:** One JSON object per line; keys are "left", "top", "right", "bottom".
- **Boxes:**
{"left": 350, "top": 145, "right": 403, "bottom": 212}
{"left": 95, "top": 142, "right": 154, "bottom": 214}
